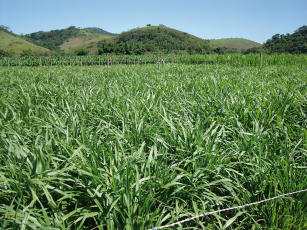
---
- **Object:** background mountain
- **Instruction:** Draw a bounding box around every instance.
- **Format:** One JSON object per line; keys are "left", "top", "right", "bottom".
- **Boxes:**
{"left": 1, "top": 24, "right": 306, "bottom": 56}
{"left": 24, "top": 26, "right": 115, "bottom": 54}
{"left": 210, "top": 38, "right": 261, "bottom": 51}
{"left": 93, "top": 25, "right": 214, "bottom": 55}
{"left": 262, "top": 25, "right": 307, "bottom": 53}
{"left": 84, "top": 27, "right": 116, "bottom": 36}
{"left": 0, "top": 27, "right": 53, "bottom": 56}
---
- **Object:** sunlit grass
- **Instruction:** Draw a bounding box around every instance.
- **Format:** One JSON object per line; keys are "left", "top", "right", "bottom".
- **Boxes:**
{"left": 1, "top": 53, "right": 307, "bottom": 67}
{"left": 0, "top": 64, "right": 306, "bottom": 229}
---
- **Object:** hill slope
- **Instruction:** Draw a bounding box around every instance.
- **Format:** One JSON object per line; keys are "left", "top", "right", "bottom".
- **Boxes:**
{"left": 25, "top": 26, "right": 114, "bottom": 54}
{"left": 84, "top": 27, "right": 116, "bottom": 36}
{"left": 95, "top": 25, "right": 214, "bottom": 54}
{"left": 211, "top": 38, "right": 261, "bottom": 51}
{"left": 0, "top": 29, "right": 52, "bottom": 56}
{"left": 60, "top": 29, "right": 113, "bottom": 55}
{"left": 263, "top": 25, "right": 307, "bottom": 53}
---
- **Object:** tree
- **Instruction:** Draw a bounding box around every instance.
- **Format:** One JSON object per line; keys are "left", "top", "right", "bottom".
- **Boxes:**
{"left": 20, "top": 49, "right": 34, "bottom": 57}
{"left": 0, "top": 25, "right": 11, "bottom": 32}
{"left": 295, "top": 26, "right": 307, "bottom": 33}
{"left": 76, "top": 49, "right": 89, "bottom": 56}
{"left": 243, "top": 47, "right": 261, "bottom": 54}
{"left": 0, "top": 49, "right": 11, "bottom": 57}
{"left": 263, "top": 25, "right": 307, "bottom": 54}
{"left": 272, "top": 34, "right": 280, "bottom": 40}
{"left": 25, "top": 26, "right": 81, "bottom": 51}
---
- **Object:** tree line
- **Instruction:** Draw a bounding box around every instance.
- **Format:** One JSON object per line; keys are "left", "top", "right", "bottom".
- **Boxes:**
{"left": 1, "top": 25, "right": 306, "bottom": 57}
{"left": 245, "top": 25, "right": 307, "bottom": 54}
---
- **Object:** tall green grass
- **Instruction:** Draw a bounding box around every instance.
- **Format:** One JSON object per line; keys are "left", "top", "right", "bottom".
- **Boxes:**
{"left": 1, "top": 54, "right": 307, "bottom": 67}
{"left": 0, "top": 64, "right": 306, "bottom": 229}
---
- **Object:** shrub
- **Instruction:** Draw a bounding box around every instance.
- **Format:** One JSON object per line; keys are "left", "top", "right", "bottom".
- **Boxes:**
{"left": 76, "top": 48, "right": 89, "bottom": 56}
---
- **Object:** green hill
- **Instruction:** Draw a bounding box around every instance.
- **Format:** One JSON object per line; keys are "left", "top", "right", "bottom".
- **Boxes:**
{"left": 0, "top": 29, "right": 53, "bottom": 56}
{"left": 210, "top": 38, "right": 261, "bottom": 51}
{"left": 84, "top": 27, "right": 116, "bottom": 36}
{"left": 60, "top": 29, "right": 113, "bottom": 55}
{"left": 8, "top": 24, "right": 305, "bottom": 56}
{"left": 95, "top": 25, "right": 214, "bottom": 54}
{"left": 263, "top": 25, "right": 307, "bottom": 53}
{"left": 25, "top": 26, "right": 114, "bottom": 54}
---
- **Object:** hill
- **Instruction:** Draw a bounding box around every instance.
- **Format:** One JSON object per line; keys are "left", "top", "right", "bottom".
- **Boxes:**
{"left": 60, "top": 29, "right": 113, "bottom": 55}
{"left": 84, "top": 27, "right": 116, "bottom": 36}
{"left": 6, "top": 24, "right": 305, "bottom": 56}
{"left": 0, "top": 28, "right": 52, "bottom": 56}
{"left": 210, "top": 38, "right": 261, "bottom": 51}
{"left": 262, "top": 25, "right": 307, "bottom": 53}
{"left": 94, "top": 25, "right": 214, "bottom": 54}
{"left": 25, "top": 26, "right": 114, "bottom": 54}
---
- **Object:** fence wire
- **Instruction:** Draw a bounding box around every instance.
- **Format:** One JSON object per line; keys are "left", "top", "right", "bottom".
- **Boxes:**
{"left": 149, "top": 188, "right": 307, "bottom": 230}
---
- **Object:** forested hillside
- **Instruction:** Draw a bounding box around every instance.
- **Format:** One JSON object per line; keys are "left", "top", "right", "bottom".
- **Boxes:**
{"left": 96, "top": 25, "right": 214, "bottom": 54}
{"left": 1, "top": 24, "right": 306, "bottom": 55}
{"left": 210, "top": 38, "right": 260, "bottom": 52}
{"left": 84, "top": 27, "right": 116, "bottom": 36}
{"left": 263, "top": 25, "right": 307, "bottom": 53}
{"left": 25, "top": 26, "right": 114, "bottom": 53}
{"left": 0, "top": 26, "right": 53, "bottom": 56}
{"left": 25, "top": 26, "right": 81, "bottom": 51}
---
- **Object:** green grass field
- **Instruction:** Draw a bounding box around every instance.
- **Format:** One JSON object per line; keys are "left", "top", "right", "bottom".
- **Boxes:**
{"left": 0, "top": 63, "right": 306, "bottom": 229}
{"left": 1, "top": 54, "right": 306, "bottom": 67}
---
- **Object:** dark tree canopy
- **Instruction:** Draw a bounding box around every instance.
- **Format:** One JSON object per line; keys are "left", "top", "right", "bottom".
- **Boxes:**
{"left": 76, "top": 48, "right": 89, "bottom": 56}
{"left": 0, "top": 49, "right": 11, "bottom": 57}
{"left": 20, "top": 49, "right": 34, "bottom": 57}
{"left": 97, "top": 25, "right": 214, "bottom": 55}
{"left": 24, "top": 26, "right": 81, "bottom": 51}
{"left": 263, "top": 25, "right": 307, "bottom": 54}
{"left": 0, "top": 25, "right": 11, "bottom": 32}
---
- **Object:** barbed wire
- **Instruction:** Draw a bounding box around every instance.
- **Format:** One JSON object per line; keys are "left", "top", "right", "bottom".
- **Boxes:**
{"left": 149, "top": 188, "right": 307, "bottom": 230}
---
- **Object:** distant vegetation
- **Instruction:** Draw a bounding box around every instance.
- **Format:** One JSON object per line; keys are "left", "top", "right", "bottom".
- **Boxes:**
{"left": 0, "top": 49, "right": 10, "bottom": 57}
{"left": 245, "top": 25, "right": 307, "bottom": 54}
{"left": 97, "top": 41, "right": 147, "bottom": 55}
{"left": 97, "top": 25, "right": 214, "bottom": 55}
{"left": 1, "top": 24, "right": 306, "bottom": 56}
{"left": 0, "top": 25, "right": 12, "bottom": 33}
{"left": 75, "top": 48, "right": 89, "bottom": 56}
{"left": 25, "top": 26, "right": 83, "bottom": 51}
{"left": 84, "top": 27, "right": 116, "bottom": 36}
{"left": 24, "top": 26, "right": 114, "bottom": 55}
{"left": 0, "top": 26, "right": 53, "bottom": 56}
{"left": 210, "top": 38, "right": 261, "bottom": 52}
{"left": 263, "top": 25, "right": 307, "bottom": 53}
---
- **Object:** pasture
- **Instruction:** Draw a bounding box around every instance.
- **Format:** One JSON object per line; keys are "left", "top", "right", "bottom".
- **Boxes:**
{"left": 0, "top": 60, "right": 306, "bottom": 229}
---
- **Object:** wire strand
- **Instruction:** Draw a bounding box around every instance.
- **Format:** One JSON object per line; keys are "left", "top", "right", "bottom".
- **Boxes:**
{"left": 149, "top": 188, "right": 307, "bottom": 230}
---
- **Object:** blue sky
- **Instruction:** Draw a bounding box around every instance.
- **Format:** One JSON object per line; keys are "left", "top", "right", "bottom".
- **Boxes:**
{"left": 0, "top": 0, "right": 306, "bottom": 43}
